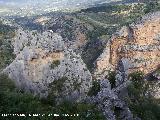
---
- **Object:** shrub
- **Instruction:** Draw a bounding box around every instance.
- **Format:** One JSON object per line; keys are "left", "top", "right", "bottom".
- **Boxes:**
{"left": 144, "top": 1, "right": 160, "bottom": 14}
{"left": 50, "top": 60, "right": 60, "bottom": 69}
{"left": 53, "top": 101, "right": 105, "bottom": 120}
{"left": 0, "top": 74, "right": 15, "bottom": 92}
{"left": 0, "top": 74, "right": 105, "bottom": 120}
{"left": 0, "top": 74, "right": 53, "bottom": 120}
{"left": 48, "top": 77, "right": 67, "bottom": 93}
{"left": 0, "top": 37, "right": 15, "bottom": 70}
{"left": 47, "top": 77, "right": 68, "bottom": 105}
{"left": 127, "top": 71, "right": 160, "bottom": 120}
{"left": 0, "top": 23, "right": 15, "bottom": 70}
{"left": 105, "top": 71, "right": 116, "bottom": 89}
{"left": 87, "top": 80, "right": 100, "bottom": 96}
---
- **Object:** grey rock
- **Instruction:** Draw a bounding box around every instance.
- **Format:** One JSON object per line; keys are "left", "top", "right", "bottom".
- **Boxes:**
{"left": 88, "top": 58, "right": 136, "bottom": 120}
{"left": 4, "top": 29, "right": 92, "bottom": 102}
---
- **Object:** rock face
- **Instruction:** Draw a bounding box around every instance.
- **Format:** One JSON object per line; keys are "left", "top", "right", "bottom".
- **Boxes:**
{"left": 88, "top": 59, "right": 135, "bottom": 120}
{"left": 95, "top": 12, "right": 160, "bottom": 76}
{"left": 4, "top": 29, "right": 92, "bottom": 101}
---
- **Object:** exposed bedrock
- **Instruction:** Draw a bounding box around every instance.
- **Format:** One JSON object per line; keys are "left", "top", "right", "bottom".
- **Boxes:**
{"left": 95, "top": 12, "right": 160, "bottom": 77}
{"left": 3, "top": 29, "right": 92, "bottom": 102}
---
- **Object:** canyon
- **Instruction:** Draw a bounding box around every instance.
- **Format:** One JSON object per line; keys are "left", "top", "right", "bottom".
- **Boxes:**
{"left": 95, "top": 12, "right": 160, "bottom": 77}
{"left": 1, "top": 9, "right": 160, "bottom": 120}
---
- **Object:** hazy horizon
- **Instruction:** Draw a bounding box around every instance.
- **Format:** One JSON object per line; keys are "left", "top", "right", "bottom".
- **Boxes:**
{"left": 0, "top": 0, "right": 122, "bottom": 7}
{"left": 0, "top": 0, "right": 122, "bottom": 16}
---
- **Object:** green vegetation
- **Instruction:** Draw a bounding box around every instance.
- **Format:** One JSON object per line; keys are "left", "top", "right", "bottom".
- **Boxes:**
{"left": 59, "top": 18, "right": 74, "bottom": 40}
{"left": 88, "top": 80, "right": 100, "bottom": 96}
{"left": 81, "top": 38, "right": 105, "bottom": 70}
{"left": 0, "top": 74, "right": 53, "bottom": 120}
{"left": 77, "top": 2, "right": 160, "bottom": 70}
{"left": 50, "top": 60, "right": 60, "bottom": 69}
{"left": 52, "top": 101, "right": 105, "bottom": 120}
{"left": 77, "top": 4, "right": 146, "bottom": 40}
{"left": 0, "top": 22, "right": 16, "bottom": 70}
{"left": 0, "top": 40, "right": 15, "bottom": 70}
{"left": 1, "top": 2, "right": 160, "bottom": 120}
{"left": 32, "top": 31, "right": 37, "bottom": 36}
{"left": 0, "top": 20, "right": 105, "bottom": 120}
{"left": 0, "top": 23, "right": 15, "bottom": 39}
{"left": 50, "top": 77, "right": 67, "bottom": 93}
{"left": 155, "top": 68, "right": 160, "bottom": 74}
{"left": 127, "top": 71, "right": 160, "bottom": 120}
{"left": 0, "top": 74, "right": 105, "bottom": 120}
{"left": 114, "top": 106, "right": 122, "bottom": 120}
{"left": 47, "top": 77, "right": 68, "bottom": 104}
{"left": 76, "top": 4, "right": 147, "bottom": 70}
{"left": 144, "top": 1, "right": 160, "bottom": 14}
{"left": 105, "top": 71, "right": 116, "bottom": 89}
{"left": 73, "top": 80, "right": 81, "bottom": 91}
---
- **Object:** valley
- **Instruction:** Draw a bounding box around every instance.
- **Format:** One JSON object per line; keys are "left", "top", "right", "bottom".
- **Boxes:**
{"left": 0, "top": 1, "right": 160, "bottom": 120}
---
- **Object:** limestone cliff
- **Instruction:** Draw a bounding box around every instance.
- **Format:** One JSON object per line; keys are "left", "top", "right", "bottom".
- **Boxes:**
{"left": 4, "top": 29, "right": 92, "bottom": 102}
{"left": 95, "top": 12, "right": 160, "bottom": 76}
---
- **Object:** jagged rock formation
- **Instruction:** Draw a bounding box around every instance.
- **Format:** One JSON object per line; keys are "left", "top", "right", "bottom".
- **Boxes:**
{"left": 4, "top": 29, "right": 92, "bottom": 102}
{"left": 87, "top": 59, "right": 136, "bottom": 120}
{"left": 95, "top": 12, "right": 160, "bottom": 76}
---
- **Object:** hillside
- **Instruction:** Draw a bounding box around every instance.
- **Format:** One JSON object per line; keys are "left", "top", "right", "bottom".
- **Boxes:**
{"left": 0, "top": 21, "right": 16, "bottom": 70}
{"left": 0, "top": 1, "right": 160, "bottom": 120}
{"left": 95, "top": 11, "right": 160, "bottom": 75}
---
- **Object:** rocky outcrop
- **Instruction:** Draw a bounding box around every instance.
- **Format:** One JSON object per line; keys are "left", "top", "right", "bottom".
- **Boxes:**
{"left": 88, "top": 58, "right": 136, "bottom": 120}
{"left": 95, "top": 12, "right": 160, "bottom": 76}
{"left": 4, "top": 29, "right": 92, "bottom": 102}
